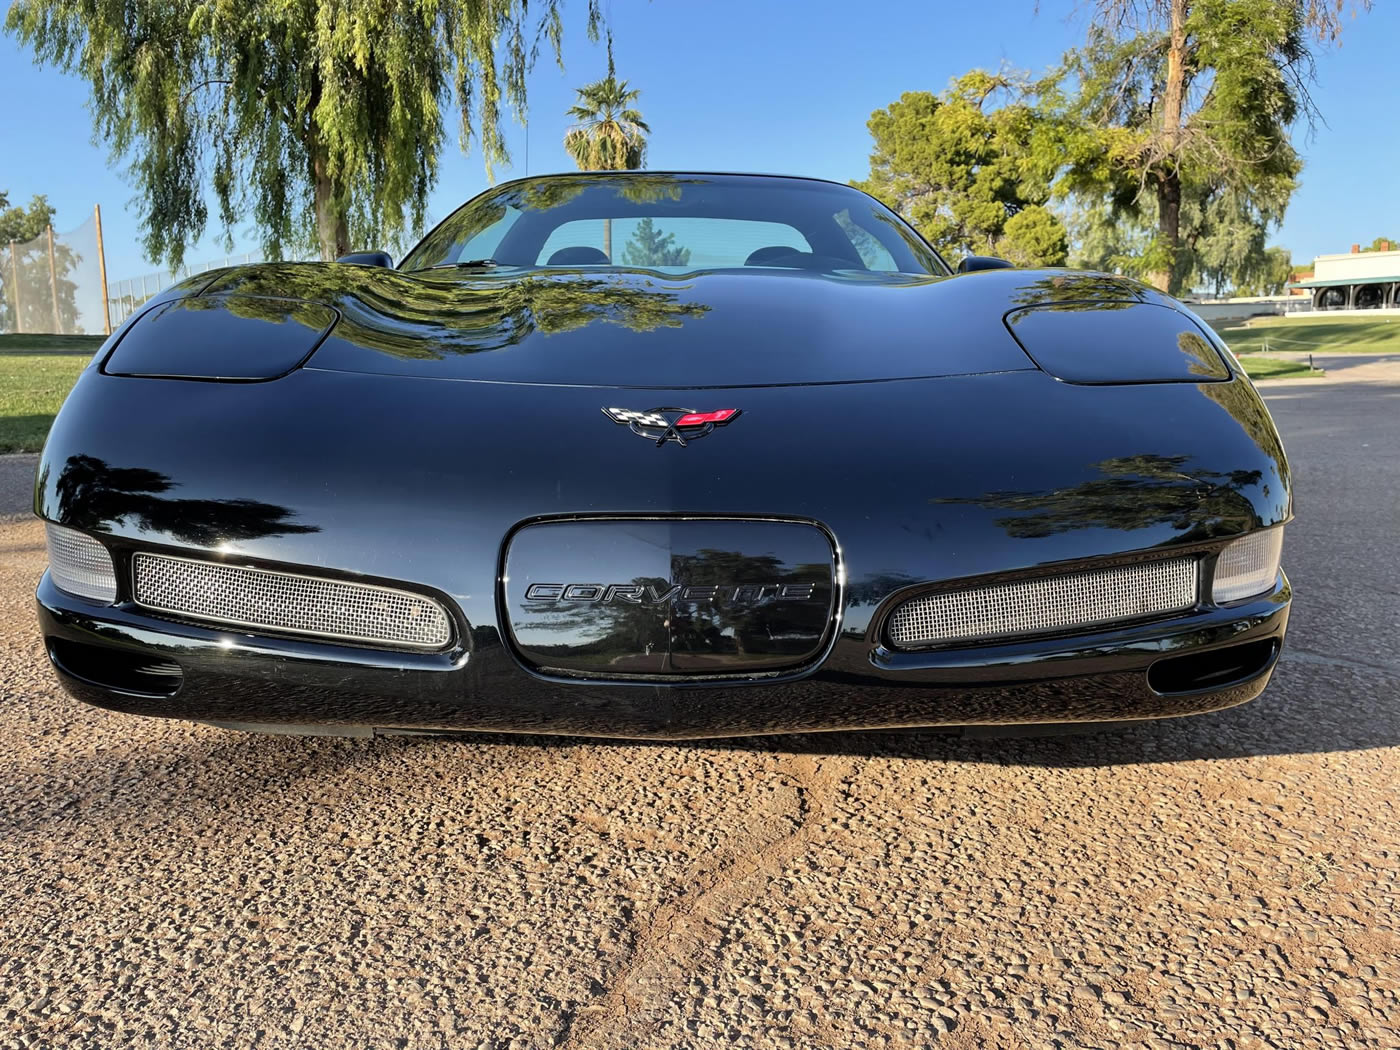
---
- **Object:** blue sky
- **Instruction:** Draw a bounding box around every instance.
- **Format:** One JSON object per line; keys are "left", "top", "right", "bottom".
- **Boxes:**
{"left": 1, "top": 0, "right": 1394, "bottom": 283}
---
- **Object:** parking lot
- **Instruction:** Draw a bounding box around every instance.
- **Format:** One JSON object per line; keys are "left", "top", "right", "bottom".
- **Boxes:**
{"left": 2, "top": 371, "right": 1397, "bottom": 1049}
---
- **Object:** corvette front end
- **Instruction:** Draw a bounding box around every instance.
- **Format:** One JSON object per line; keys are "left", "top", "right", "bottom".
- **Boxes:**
{"left": 32, "top": 173, "right": 1292, "bottom": 740}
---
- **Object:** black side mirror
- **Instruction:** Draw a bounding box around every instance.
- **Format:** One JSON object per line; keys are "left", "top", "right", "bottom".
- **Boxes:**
{"left": 336, "top": 251, "right": 394, "bottom": 268}
{"left": 957, "top": 255, "right": 1014, "bottom": 273}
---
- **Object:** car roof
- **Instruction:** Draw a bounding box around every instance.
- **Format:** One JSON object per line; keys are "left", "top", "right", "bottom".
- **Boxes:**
{"left": 484, "top": 171, "right": 859, "bottom": 194}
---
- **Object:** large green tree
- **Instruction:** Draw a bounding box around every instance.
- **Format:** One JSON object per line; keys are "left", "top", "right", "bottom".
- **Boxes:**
{"left": 1066, "top": 186, "right": 1293, "bottom": 296}
{"left": 0, "top": 192, "right": 80, "bottom": 334}
{"left": 1065, "top": 196, "right": 1156, "bottom": 276}
{"left": 1056, "top": 0, "right": 1369, "bottom": 294}
{"left": 562, "top": 37, "right": 648, "bottom": 260}
{"left": 1186, "top": 190, "right": 1288, "bottom": 296}
{"left": 0, "top": 193, "right": 53, "bottom": 246}
{"left": 1230, "top": 245, "right": 1293, "bottom": 297}
{"left": 855, "top": 73, "right": 1067, "bottom": 266}
{"left": 562, "top": 44, "right": 648, "bottom": 171}
{"left": 621, "top": 217, "right": 689, "bottom": 268}
{"left": 6, "top": 0, "right": 602, "bottom": 266}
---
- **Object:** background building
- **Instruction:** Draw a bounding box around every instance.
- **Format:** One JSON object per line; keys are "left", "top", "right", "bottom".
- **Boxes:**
{"left": 1291, "top": 243, "right": 1400, "bottom": 310}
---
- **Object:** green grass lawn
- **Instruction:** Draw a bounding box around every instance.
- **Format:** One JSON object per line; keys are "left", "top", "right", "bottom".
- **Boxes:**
{"left": 0, "top": 352, "right": 90, "bottom": 453}
{"left": 0, "top": 333, "right": 107, "bottom": 354}
{"left": 1213, "top": 315, "right": 1400, "bottom": 355}
{"left": 1235, "top": 355, "right": 1325, "bottom": 380}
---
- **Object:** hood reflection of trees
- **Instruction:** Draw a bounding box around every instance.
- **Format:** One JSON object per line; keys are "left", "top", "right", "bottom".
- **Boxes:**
{"left": 209, "top": 264, "right": 710, "bottom": 361}
{"left": 935, "top": 454, "right": 1264, "bottom": 540}
{"left": 50, "top": 455, "right": 319, "bottom": 545}
{"left": 1005, "top": 273, "right": 1147, "bottom": 308}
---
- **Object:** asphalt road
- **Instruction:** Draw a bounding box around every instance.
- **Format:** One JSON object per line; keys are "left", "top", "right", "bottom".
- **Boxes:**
{"left": 1, "top": 377, "right": 1398, "bottom": 1049}
{"left": 1257, "top": 351, "right": 1400, "bottom": 384}
{"left": 0, "top": 454, "right": 36, "bottom": 522}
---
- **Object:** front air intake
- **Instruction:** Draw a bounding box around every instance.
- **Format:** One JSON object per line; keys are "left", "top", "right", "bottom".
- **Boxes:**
{"left": 886, "top": 557, "right": 1198, "bottom": 649}
{"left": 131, "top": 553, "right": 452, "bottom": 651}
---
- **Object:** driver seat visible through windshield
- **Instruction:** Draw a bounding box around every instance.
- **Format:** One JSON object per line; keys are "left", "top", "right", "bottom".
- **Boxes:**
{"left": 546, "top": 246, "right": 611, "bottom": 266}
{"left": 745, "top": 246, "right": 803, "bottom": 266}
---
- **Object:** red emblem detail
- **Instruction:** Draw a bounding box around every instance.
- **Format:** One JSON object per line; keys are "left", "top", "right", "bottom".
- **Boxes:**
{"left": 602, "top": 406, "right": 743, "bottom": 446}
{"left": 673, "top": 409, "right": 738, "bottom": 427}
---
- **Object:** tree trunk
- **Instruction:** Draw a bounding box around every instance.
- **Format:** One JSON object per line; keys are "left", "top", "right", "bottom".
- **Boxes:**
{"left": 1154, "top": 172, "right": 1182, "bottom": 294}
{"left": 312, "top": 147, "right": 350, "bottom": 261}
{"left": 1148, "top": 0, "right": 1189, "bottom": 294}
{"left": 603, "top": 218, "right": 613, "bottom": 262}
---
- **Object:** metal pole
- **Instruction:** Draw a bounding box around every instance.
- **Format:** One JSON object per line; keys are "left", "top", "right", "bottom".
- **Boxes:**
{"left": 46, "top": 224, "right": 62, "bottom": 334}
{"left": 9, "top": 240, "right": 23, "bottom": 334}
{"left": 95, "top": 204, "right": 112, "bottom": 335}
{"left": 4, "top": 241, "right": 13, "bottom": 332}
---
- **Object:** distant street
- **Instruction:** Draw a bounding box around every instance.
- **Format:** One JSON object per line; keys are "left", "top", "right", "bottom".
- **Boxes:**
{"left": 1258, "top": 351, "right": 1400, "bottom": 383}
{"left": 1, "top": 374, "right": 1397, "bottom": 1049}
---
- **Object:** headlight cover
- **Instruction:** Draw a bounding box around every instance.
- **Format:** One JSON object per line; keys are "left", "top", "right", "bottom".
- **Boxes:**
{"left": 1004, "top": 302, "right": 1231, "bottom": 384}
{"left": 45, "top": 523, "right": 118, "bottom": 604}
{"left": 103, "top": 295, "right": 336, "bottom": 381}
{"left": 1212, "top": 528, "right": 1284, "bottom": 604}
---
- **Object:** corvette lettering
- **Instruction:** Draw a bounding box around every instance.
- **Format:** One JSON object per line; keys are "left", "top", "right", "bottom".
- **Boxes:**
{"left": 603, "top": 406, "right": 741, "bottom": 446}
{"left": 525, "top": 582, "right": 817, "bottom": 603}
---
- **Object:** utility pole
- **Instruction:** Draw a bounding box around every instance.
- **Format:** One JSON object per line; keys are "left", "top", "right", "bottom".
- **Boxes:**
{"left": 95, "top": 204, "right": 112, "bottom": 335}
{"left": 46, "top": 225, "right": 62, "bottom": 334}
{"left": 8, "top": 241, "right": 23, "bottom": 334}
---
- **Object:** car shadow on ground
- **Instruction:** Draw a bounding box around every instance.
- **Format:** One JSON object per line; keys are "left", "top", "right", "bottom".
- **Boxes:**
{"left": 353, "top": 648, "right": 1396, "bottom": 768}
{"left": 0, "top": 645, "right": 1389, "bottom": 851}
{"left": 720, "top": 649, "right": 1398, "bottom": 765}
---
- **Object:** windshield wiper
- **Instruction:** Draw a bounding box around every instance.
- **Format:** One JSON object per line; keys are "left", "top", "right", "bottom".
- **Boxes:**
{"left": 428, "top": 258, "right": 502, "bottom": 272}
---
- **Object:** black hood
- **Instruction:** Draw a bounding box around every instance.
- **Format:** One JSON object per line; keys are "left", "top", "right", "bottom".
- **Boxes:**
{"left": 39, "top": 360, "right": 1289, "bottom": 647}
{"left": 193, "top": 262, "right": 1186, "bottom": 389}
{"left": 39, "top": 259, "right": 1286, "bottom": 651}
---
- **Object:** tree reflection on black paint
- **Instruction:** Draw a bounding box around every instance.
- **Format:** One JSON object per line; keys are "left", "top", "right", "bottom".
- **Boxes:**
{"left": 210, "top": 264, "right": 710, "bottom": 362}
{"left": 669, "top": 551, "right": 832, "bottom": 658}
{"left": 934, "top": 454, "right": 1263, "bottom": 540}
{"left": 518, "top": 548, "right": 831, "bottom": 662}
{"left": 1004, "top": 272, "right": 1148, "bottom": 309}
{"left": 1178, "top": 331, "right": 1224, "bottom": 377}
{"left": 52, "top": 454, "right": 318, "bottom": 545}
{"left": 845, "top": 572, "right": 919, "bottom": 609}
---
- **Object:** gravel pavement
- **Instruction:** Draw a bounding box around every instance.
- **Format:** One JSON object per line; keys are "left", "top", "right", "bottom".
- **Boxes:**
{"left": 0, "top": 455, "right": 37, "bottom": 523}
{"left": 2, "top": 381, "right": 1398, "bottom": 1049}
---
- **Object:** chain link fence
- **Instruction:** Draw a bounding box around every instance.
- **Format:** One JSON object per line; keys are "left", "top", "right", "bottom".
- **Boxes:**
{"left": 107, "top": 251, "right": 268, "bottom": 329}
{"left": 1, "top": 205, "right": 305, "bottom": 336}
{"left": 1, "top": 212, "right": 106, "bottom": 336}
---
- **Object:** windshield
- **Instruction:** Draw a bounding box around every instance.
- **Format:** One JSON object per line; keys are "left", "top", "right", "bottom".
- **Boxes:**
{"left": 399, "top": 173, "right": 947, "bottom": 276}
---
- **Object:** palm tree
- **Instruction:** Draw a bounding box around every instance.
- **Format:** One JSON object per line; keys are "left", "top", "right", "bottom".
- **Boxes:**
{"left": 562, "top": 36, "right": 649, "bottom": 260}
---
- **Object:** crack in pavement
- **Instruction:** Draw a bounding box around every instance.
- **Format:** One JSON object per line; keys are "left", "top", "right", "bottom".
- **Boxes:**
{"left": 558, "top": 753, "right": 847, "bottom": 1048}
{"left": 1284, "top": 648, "right": 1400, "bottom": 679}
{"left": 5, "top": 372, "right": 1400, "bottom": 1049}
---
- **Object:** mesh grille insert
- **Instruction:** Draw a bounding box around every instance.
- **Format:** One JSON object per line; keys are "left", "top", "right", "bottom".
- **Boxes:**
{"left": 887, "top": 557, "right": 1198, "bottom": 648}
{"left": 132, "top": 553, "right": 452, "bottom": 650}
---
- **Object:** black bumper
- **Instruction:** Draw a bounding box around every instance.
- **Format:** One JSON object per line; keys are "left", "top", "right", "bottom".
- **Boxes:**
{"left": 35, "top": 571, "right": 1291, "bottom": 740}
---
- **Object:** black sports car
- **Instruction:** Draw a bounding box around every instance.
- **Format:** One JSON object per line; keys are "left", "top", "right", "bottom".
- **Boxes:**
{"left": 34, "top": 172, "right": 1291, "bottom": 739}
